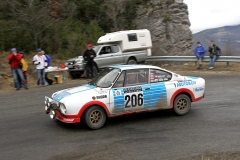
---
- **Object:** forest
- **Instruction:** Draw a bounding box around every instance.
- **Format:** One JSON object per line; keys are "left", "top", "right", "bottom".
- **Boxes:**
{"left": 0, "top": 0, "right": 149, "bottom": 58}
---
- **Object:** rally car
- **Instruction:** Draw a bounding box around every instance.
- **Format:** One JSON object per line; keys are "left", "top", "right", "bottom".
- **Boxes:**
{"left": 44, "top": 65, "right": 205, "bottom": 129}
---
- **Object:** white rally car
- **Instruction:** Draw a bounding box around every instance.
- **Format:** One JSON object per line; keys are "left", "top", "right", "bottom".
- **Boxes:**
{"left": 44, "top": 65, "right": 205, "bottom": 129}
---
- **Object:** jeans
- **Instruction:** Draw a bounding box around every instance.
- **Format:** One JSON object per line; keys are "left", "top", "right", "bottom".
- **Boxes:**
{"left": 209, "top": 55, "right": 217, "bottom": 67}
{"left": 12, "top": 68, "right": 27, "bottom": 89}
{"left": 37, "top": 69, "right": 45, "bottom": 85}
{"left": 197, "top": 57, "right": 203, "bottom": 68}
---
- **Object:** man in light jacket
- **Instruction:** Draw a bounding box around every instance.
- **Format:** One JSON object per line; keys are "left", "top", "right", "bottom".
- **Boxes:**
{"left": 33, "top": 48, "right": 48, "bottom": 86}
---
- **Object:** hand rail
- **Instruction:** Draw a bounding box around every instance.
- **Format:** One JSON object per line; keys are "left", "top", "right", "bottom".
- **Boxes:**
{"left": 146, "top": 56, "right": 240, "bottom": 66}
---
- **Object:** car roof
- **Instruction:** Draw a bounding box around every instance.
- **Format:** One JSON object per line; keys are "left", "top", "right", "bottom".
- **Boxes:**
{"left": 109, "top": 64, "right": 174, "bottom": 73}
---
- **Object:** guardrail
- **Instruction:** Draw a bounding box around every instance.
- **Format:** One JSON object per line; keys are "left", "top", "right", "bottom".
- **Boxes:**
{"left": 146, "top": 56, "right": 240, "bottom": 67}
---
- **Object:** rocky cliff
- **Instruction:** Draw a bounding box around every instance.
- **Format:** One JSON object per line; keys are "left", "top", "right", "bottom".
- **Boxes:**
{"left": 133, "top": 0, "right": 192, "bottom": 56}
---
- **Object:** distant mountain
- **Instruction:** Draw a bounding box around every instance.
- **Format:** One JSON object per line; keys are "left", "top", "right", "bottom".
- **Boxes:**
{"left": 192, "top": 24, "right": 240, "bottom": 55}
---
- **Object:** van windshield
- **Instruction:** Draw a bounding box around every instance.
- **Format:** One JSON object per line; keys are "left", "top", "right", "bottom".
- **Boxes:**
{"left": 92, "top": 46, "right": 101, "bottom": 53}
{"left": 89, "top": 67, "right": 120, "bottom": 88}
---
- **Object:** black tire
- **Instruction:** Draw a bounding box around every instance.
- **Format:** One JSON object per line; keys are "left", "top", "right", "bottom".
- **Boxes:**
{"left": 173, "top": 94, "right": 191, "bottom": 116}
{"left": 127, "top": 58, "right": 137, "bottom": 64}
{"left": 83, "top": 106, "right": 106, "bottom": 130}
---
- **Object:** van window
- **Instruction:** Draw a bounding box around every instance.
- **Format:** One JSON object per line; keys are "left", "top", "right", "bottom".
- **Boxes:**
{"left": 128, "top": 33, "right": 138, "bottom": 42}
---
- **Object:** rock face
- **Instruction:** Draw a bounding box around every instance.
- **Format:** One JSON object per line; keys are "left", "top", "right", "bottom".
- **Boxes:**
{"left": 109, "top": 0, "right": 192, "bottom": 56}
{"left": 134, "top": 0, "right": 192, "bottom": 56}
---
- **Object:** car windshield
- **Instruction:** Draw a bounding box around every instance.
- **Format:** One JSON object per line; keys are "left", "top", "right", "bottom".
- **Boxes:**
{"left": 92, "top": 46, "right": 101, "bottom": 53}
{"left": 89, "top": 67, "right": 121, "bottom": 88}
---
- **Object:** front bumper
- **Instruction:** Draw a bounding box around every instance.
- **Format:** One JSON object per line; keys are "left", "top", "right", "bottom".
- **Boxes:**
{"left": 44, "top": 96, "right": 80, "bottom": 123}
{"left": 66, "top": 63, "right": 86, "bottom": 71}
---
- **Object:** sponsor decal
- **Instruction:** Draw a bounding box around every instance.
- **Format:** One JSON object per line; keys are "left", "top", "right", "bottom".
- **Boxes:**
{"left": 159, "top": 78, "right": 163, "bottom": 82}
{"left": 98, "top": 90, "right": 107, "bottom": 94}
{"left": 176, "top": 81, "right": 196, "bottom": 87}
{"left": 193, "top": 87, "right": 204, "bottom": 92}
{"left": 167, "top": 75, "right": 172, "bottom": 78}
{"left": 96, "top": 95, "right": 107, "bottom": 99}
{"left": 186, "top": 76, "right": 199, "bottom": 79}
{"left": 63, "top": 118, "right": 74, "bottom": 122}
{"left": 115, "top": 90, "right": 121, "bottom": 96}
{"left": 123, "top": 86, "right": 142, "bottom": 94}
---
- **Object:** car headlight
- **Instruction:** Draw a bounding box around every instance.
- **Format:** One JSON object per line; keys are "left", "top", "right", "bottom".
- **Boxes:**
{"left": 59, "top": 103, "right": 67, "bottom": 114}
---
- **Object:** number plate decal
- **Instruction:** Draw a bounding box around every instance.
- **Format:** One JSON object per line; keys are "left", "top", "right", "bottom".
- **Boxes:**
{"left": 123, "top": 86, "right": 144, "bottom": 108}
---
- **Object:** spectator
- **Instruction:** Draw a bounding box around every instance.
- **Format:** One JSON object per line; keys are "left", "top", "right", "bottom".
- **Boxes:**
{"left": 33, "top": 48, "right": 48, "bottom": 86}
{"left": 8, "top": 48, "right": 28, "bottom": 90}
{"left": 42, "top": 50, "right": 53, "bottom": 85}
{"left": 83, "top": 43, "right": 96, "bottom": 79}
{"left": 208, "top": 40, "right": 221, "bottom": 69}
{"left": 194, "top": 42, "right": 206, "bottom": 69}
{"left": 20, "top": 52, "right": 28, "bottom": 85}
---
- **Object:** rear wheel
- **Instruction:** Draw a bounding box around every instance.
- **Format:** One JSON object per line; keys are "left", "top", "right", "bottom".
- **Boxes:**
{"left": 173, "top": 94, "right": 191, "bottom": 115}
{"left": 69, "top": 71, "right": 82, "bottom": 79}
{"left": 83, "top": 106, "right": 106, "bottom": 130}
{"left": 127, "top": 58, "right": 137, "bottom": 64}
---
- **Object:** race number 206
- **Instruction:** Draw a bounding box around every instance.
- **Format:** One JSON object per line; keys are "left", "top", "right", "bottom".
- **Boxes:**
{"left": 125, "top": 93, "right": 143, "bottom": 108}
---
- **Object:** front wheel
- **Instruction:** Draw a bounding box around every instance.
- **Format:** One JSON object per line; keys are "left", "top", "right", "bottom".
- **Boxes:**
{"left": 173, "top": 94, "right": 191, "bottom": 116}
{"left": 127, "top": 58, "right": 137, "bottom": 64}
{"left": 83, "top": 106, "right": 106, "bottom": 130}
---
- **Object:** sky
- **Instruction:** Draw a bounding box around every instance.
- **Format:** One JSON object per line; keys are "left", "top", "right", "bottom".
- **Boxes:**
{"left": 184, "top": 0, "right": 240, "bottom": 33}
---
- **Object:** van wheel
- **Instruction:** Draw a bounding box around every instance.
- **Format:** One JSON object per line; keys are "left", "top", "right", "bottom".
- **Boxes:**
{"left": 69, "top": 71, "right": 82, "bottom": 79}
{"left": 173, "top": 94, "right": 191, "bottom": 116}
{"left": 83, "top": 66, "right": 98, "bottom": 78}
{"left": 83, "top": 106, "right": 106, "bottom": 130}
{"left": 127, "top": 58, "right": 137, "bottom": 64}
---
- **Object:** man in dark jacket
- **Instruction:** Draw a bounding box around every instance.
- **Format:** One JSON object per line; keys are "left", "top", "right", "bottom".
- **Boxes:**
{"left": 194, "top": 42, "right": 206, "bottom": 69}
{"left": 83, "top": 44, "right": 96, "bottom": 79}
{"left": 208, "top": 40, "right": 221, "bottom": 69}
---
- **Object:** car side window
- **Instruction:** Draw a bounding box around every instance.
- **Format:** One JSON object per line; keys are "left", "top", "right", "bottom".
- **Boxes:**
{"left": 150, "top": 69, "right": 172, "bottom": 83}
{"left": 113, "top": 71, "right": 125, "bottom": 88}
{"left": 124, "top": 69, "right": 149, "bottom": 87}
{"left": 100, "top": 46, "right": 111, "bottom": 54}
{"left": 111, "top": 45, "right": 119, "bottom": 53}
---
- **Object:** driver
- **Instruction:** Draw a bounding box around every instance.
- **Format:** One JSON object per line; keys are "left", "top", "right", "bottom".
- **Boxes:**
{"left": 126, "top": 73, "right": 137, "bottom": 86}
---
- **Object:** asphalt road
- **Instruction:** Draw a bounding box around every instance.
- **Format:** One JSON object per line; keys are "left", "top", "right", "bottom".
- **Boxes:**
{"left": 0, "top": 74, "right": 240, "bottom": 160}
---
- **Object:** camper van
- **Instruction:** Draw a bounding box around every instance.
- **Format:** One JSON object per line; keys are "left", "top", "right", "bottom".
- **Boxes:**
{"left": 65, "top": 29, "right": 152, "bottom": 78}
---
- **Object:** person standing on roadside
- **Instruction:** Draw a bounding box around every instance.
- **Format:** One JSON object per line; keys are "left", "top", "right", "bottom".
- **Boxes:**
{"left": 8, "top": 48, "right": 28, "bottom": 90}
{"left": 194, "top": 42, "right": 206, "bottom": 69}
{"left": 33, "top": 48, "right": 48, "bottom": 86}
{"left": 42, "top": 50, "right": 53, "bottom": 85}
{"left": 208, "top": 40, "right": 221, "bottom": 69}
{"left": 83, "top": 43, "right": 96, "bottom": 79}
{"left": 20, "top": 52, "right": 28, "bottom": 85}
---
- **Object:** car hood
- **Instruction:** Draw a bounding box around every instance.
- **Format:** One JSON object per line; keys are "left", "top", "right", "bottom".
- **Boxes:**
{"left": 67, "top": 56, "right": 84, "bottom": 62}
{"left": 52, "top": 84, "right": 97, "bottom": 102}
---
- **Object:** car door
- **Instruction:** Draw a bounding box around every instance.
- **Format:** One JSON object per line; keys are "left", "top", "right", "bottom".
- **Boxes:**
{"left": 147, "top": 68, "right": 173, "bottom": 109}
{"left": 95, "top": 45, "right": 124, "bottom": 68}
{"left": 110, "top": 68, "right": 152, "bottom": 114}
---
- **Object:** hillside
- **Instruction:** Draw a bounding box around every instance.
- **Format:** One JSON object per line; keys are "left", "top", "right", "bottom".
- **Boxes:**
{"left": 192, "top": 24, "right": 240, "bottom": 55}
